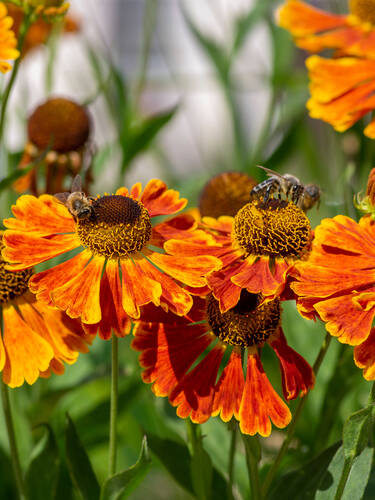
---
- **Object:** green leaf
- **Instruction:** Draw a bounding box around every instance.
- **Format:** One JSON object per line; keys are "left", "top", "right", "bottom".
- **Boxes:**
{"left": 316, "top": 446, "right": 373, "bottom": 500}
{"left": 268, "top": 442, "right": 341, "bottom": 500}
{"left": 65, "top": 414, "right": 100, "bottom": 500}
{"left": 190, "top": 446, "right": 213, "bottom": 500}
{"left": 343, "top": 407, "right": 373, "bottom": 460}
{"left": 55, "top": 462, "right": 74, "bottom": 500}
{"left": 121, "top": 106, "right": 177, "bottom": 172}
{"left": 182, "top": 9, "right": 229, "bottom": 83}
{"left": 147, "top": 433, "right": 194, "bottom": 494}
{"left": 25, "top": 425, "right": 60, "bottom": 500}
{"left": 232, "top": 2, "right": 269, "bottom": 55}
{"left": 100, "top": 436, "right": 151, "bottom": 500}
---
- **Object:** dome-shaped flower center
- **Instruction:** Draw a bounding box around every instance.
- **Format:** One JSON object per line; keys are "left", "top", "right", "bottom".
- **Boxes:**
{"left": 233, "top": 199, "right": 311, "bottom": 258}
{"left": 199, "top": 172, "right": 256, "bottom": 218}
{"left": 206, "top": 291, "right": 281, "bottom": 348}
{"left": 0, "top": 254, "right": 32, "bottom": 305}
{"left": 28, "top": 98, "right": 90, "bottom": 153}
{"left": 77, "top": 195, "right": 152, "bottom": 259}
{"left": 350, "top": 0, "right": 375, "bottom": 24}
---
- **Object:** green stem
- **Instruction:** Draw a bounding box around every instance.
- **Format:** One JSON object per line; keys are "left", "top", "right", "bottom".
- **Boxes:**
{"left": 262, "top": 331, "right": 332, "bottom": 497}
{"left": 227, "top": 423, "right": 237, "bottom": 500}
{"left": 242, "top": 434, "right": 262, "bottom": 500}
{"left": 0, "top": 12, "right": 32, "bottom": 149}
{"left": 108, "top": 335, "right": 119, "bottom": 476}
{"left": 134, "top": 0, "right": 158, "bottom": 107}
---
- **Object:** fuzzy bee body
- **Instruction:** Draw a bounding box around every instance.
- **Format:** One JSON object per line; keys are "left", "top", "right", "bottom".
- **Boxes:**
{"left": 54, "top": 175, "right": 95, "bottom": 221}
{"left": 250, "top": 166, "right": 320, "bottom": 211}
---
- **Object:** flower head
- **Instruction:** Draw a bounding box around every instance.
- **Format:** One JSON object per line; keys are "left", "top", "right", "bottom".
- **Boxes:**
{"left": 15, "top": 97, "right": 92, "bottom": 195}
{"left": 132, "top": 292, "right": 314, "bottom": 436}
{"left": 2, "top": 180, "right": 221, "bottom": 339}
{"left": 0, "top": 234, "right": 90, "bottom": 387}
{"left": 199, "top": 172, "right": 256, "bottom": 218}
{"left": 0, "top": 2, "right": 19, "bottom": 73}
{"left": 290, "top": 214, "right": 375, "bottom": 379}
{"left": 163, "top": 198, "right": 312, "bottom": 313}
{"left": 278, "top": 0, "right": 375, "bottom": 137}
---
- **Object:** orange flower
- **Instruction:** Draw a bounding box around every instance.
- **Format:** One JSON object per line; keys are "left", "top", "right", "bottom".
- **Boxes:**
{"left": 278, "top": 0, "right": 375, "bottom": 137}
{"left": 0, "top": 2, "right": 20, "bottom": 73}
{"left": 290, "top": 214, "right": 375, "bottom": 379}
{"left": 132, "top": 293, "right": 314, "bottom": 436}
{"left": 2, "top": 180, "right": 221, "bottom": 339}
{"left": 161, "top": 199, "right": 312, "bottom": 313}
{"left": 0, "top": 236, "right": 91, "bottom": 387}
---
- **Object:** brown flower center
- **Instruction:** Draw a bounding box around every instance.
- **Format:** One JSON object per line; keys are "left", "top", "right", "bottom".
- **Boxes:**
{"left": 28, "top": 97, "right": 90, "bottom": 153}
{"left": 206, "top": 291, "right": 281, "bottom": 348}
{"left": 233, "top": 199, "right": 311, "bottom": 258}
{"left": 0, "top": 252, "right": 32, "bottom": 305}
{"left": 77, "top": 195, "right": 152, "bottom": 259}
{"left": 199, "top": 172, "right": 256, "bottom": 218}
{"left": 350, "top": 0, "right": 375, "bottom": 24}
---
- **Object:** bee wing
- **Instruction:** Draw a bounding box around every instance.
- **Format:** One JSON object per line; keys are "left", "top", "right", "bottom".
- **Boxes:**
{"left": 71, "top": 175, "right": 83, "bottom": 193}
{"left": 256, "top": 165, "right": 284, "bottom": 180}
{"left": 54, "top": 192, "right": 70, "bottom": 203}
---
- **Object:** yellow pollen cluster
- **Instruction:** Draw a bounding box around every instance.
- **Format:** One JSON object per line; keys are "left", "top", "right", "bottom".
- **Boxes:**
{"left": 233, "top": 199, "right": 311, "bottom": 258}
{"left": 0, "top": 252, "right": 32, "bottom": 305}
{"left": 349, "top": 0, "right": 375, "bottom": 24}
{"left": 206, "top": 291, "right": 281, "bottom": 348}
{"left": 77, "top": 195, "right": 152, "bottom": 259}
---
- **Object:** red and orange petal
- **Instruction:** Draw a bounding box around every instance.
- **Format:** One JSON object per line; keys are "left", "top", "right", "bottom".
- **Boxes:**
{"left": 278, "top": 0, "right": 375, "bottom": 59}
{"left": 0, "top": 291, "right": 90, "bottom": 388}
{"left": 269, "top": 328, "right": 315, "bottom": 400}
{"left": 291, "top": 215, "right": 375, "bottom": 346}
{"left": 354, "top": 328, "right": 375, "bottom": 380}
{"left": 306, "top": 55, "right": 375, "bottom": 137}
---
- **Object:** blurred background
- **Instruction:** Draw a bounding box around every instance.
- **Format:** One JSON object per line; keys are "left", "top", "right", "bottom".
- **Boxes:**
{"left": 1, "top": 1, "right": 374, "bottom": 498}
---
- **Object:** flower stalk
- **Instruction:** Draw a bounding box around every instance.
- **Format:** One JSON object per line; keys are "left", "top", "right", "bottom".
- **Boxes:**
{"left": 108, "top": 334, "right": 119, "bottom": 476}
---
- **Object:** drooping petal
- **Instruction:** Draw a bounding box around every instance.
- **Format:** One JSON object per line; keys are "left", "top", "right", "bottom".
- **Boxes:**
{"left": 121, "top": 257, "right": 162, "bottom": 319}
{"left": 50, "top": 254, "right": 105, "bottom": 324}
{"left": 2, "top": 303, "right": 54, "bottom": 387}
{"left": 2, "top": 231, "right": 80, "bottom": 270}
{"left": 132, "top": 321, "right": 213, "bottom": 397}
{"left": 140, "top": 179, "right": 187, "bottom": 217}
{"left": 269, "top": 328, "right": 315, "bottom": 400}
{"left": 169, "top": 345, "right": 225, "bottom": 423}
{"left": 354, "top": 328, "right": 375, "bottom": 380}
{"left": 239, "top": 351, "right": 291, "bottom": 437}
{"left": 206, "top": 264, "right": 243, "bottom": 313}
{"left": 212, "top": 350, "right": 245, "bottom": 422}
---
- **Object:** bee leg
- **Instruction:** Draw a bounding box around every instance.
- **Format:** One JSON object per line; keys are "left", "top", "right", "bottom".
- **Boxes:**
{"left": 263, "top": 183, "right": 273, "bottom": 203}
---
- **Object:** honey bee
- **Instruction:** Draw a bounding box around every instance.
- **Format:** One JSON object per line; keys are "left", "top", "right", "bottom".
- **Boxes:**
{"left": 54, "top": 175, "right": 95, "bottom": 221}
{"left": 249, "top": 165, "right": 321, "bottom": 212}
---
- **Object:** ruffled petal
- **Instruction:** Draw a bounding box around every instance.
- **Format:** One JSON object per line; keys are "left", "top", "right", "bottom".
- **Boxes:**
{"left": 149, "top": 251, "right": 221, "bottom": 288}
{"left": 132, "top": 321, "right": 212, "bottom": 397}
{"left": 169, "top": 345, "right": 225, "bottom": 423}
{"left": 314, "top": 291, "right": 375, "bottom": 346}
{"left": 239, "top": 351, "right": 291, "bottom": 436}
{"left": 140, "top": 179, "right": 187, "bottom": 217}
{"left": 121, "top": 257, "right": 162, "bottom": 319}
{"left": 3, "top": 232, "right": 80, "bottom": 270}
{"left": 269, "top": 328, "right": 315, "bottom": 400}
{"left": 206, "top": 265, "right": 242, "bottom": 313}
{"left": 354, "top": 328, "right": 375, "bottom": 380}
{"left": 50, "top": 254, "right": 105, "bottom": 324}
{"left": 212, "top": 350, "right": 245, "bottom": 422}
{"left": 2, "top": 303, "right": 54, "bottom": 387}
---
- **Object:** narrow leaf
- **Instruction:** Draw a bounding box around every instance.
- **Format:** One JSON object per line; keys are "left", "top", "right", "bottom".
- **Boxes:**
{"left": 232, "top": 2, "right": 269, "bottom": 55}
{"left": 190, "top": 447, "right": 213, "bottom": 500}
{"left": 343, "top": 407, "right": 373, "bottom": 460}
{"left": 25, "top": 425, "right": 60, "bottom": 500}
{"left": 65, "top": 414, "right": 100, "bottom": 500}
{"left": 100, "top": 436, "right": 151, "bottom": 500}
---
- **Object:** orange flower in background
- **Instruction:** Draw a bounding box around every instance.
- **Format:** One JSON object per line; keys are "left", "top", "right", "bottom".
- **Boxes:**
{"left": 162, "top": 199, "right": 312, "bottom": 313}
{"left": 132, "top": 293, "right": 314, "bottom": 436}
{"left": 290, "top": 214, "right": 375, "bottom": 380}
{"left": 278, "top": 0, "right": 375, "bottom": 137}
{"left": 0, "top": 236, "right": 91, "bottom": 387}
{"left": 0, "top": 2, "right": 19, "bottom": 73}
{"left": 2, "top": 180, "right": 221, "bottom": 339}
